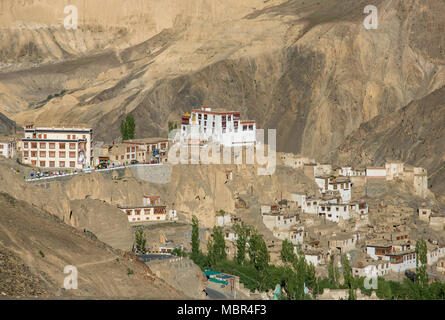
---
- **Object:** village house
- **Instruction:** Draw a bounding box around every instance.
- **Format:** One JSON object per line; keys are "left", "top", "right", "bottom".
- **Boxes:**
{"left": 0, "top": 138, "right": 16, "bottom": 158}
{"left": 436, "top": 259, "right": 445, "bottom": 275}
{"left": 418, "top": 207, "right": 432, "bottom": 222}
{"left": 352, "top": 260, "right": 391, "bottom": 278}
{"left": 180, "top": 106, "right": 256, "bottom": 146}
{"left": 274, "top": 226, "right": 304, "bottom": 246}
{"left": 216, "top": 211, "right": 233, "bottom": 227}
{"left": 337, "top": 166, "right": 366, "bottom": 177}
{"left": 21, "top": 124, "right": 93, "bottom": 169}
{"left": 318, "top": 203, "right": 351, "bottom": 223}
{"left": 262, "top": 211, "right": 298, "bottom": 232}
{"left": 328, "top": 233, "right": 360, "bottom": 254}
{"left": 315, "top": 175, "right": 352, "bottom": 203}
{"left": 279, "top": 153, "right": 314, "bottom": 169}
{"left": 366, "top": 242, "right": 417, "bottom": 273}
{"left": 385, "top": 160, "right": 405, "bottom": 181}
{"left": 429, "top": 214, "right": 445, "bottom": 231}
{"left": 302, "top": 250, "right": 325, "bottom": 267}
{"left": 366, "top": 167, "right": 387, "bottom": 180}
{"left": 118, "top": 195, "right": 174, "bottom": 223}
{"left": 123, "top": 137, "right": 169, "bottom": 163}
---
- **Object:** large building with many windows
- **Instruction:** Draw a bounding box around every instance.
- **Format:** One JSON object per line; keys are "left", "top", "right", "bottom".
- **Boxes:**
{"left": 180, "top": 106, "right": 256, "bottom": 146}
{"left": 21, "top": 125, "right": 93, "bottom": 170}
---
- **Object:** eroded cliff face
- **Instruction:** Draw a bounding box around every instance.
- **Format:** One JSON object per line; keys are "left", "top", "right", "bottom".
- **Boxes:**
{"left": 1, "top": 0, "right": 445, "bottom": 163}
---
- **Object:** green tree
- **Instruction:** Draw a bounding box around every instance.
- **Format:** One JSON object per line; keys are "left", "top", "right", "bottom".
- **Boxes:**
{"left": 234, "top": 223, "right": 251, "bottom": 265}
{"left": 126, "top": 114, "right": 135, "bottom": 139}
{"left": 415, "top": 239, "right": 428, "bottom": 286}
{"left": 120, "top": 119, "right": 128, "bottom": 141}
{"left": 280, "top": 239, "right": 296, "bottom": 264}
{"left": 191, "top": 215, "right": 200, "bottom": 258}
{"left": 328, "top": 256, "right": 340, "bottom": 287}
{"left": 212, "top": 226, "right": 227, "bottom": 262}
{"left": 121, "top": 114, "right": 136, "bottom": 141}
{"left": 135, "top": 228, "right": 146, "bottom": 253}
{"left": 248, "top": 233, "right": 270, "bottom": 271}
{"left": 341, "top": 254, "right": 356, "bottom": 300}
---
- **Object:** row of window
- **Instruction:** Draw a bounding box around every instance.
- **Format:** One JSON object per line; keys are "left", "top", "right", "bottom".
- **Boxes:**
{"left": 28, "top": 160, "right": 76, "bottom": 168}
{"left": 23, "top": 142, "right": 77, "bottom": 150}
{"left": 33, "top": 133, "right": 87, "bottom": 140}
{"left": 23, "top": 151, "right": 76, "bottom": 158}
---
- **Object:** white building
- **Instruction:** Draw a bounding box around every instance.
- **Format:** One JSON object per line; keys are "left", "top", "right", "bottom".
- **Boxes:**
{"left": 0, "top": 139, "right": 16, "bottom": 158}
{"left": 274, "top": 226, "right": 304, "bottom": 245}
{"left": 353, "top": 261, "right": 391, "bottom": 278}
{"left": 315, "top": 176, "right": 352, "bottom": 203}
{"left": 318, "top": 203, "right": 351, "bottom": 223}
{"left": 366, "top": 167, "right": 386, "bottom": 179}
{"left": 262, "top": 212, "right": 298, "bottom": 232}
{"left": 180, "top": 106, "right": 256, "bottom": 146}
{"left": 119, "top": 195, "right": 170, "bottom": 223}
{"left": 338, "top": 167, "right": 366, "bottom": 177}
{"left": 21, "top": 125, "right": 93, "bottom": 170}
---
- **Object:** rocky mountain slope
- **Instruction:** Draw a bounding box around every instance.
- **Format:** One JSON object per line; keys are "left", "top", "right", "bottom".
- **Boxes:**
{"left": 0, "top": 192, "right": 184, "bottom": 298}
{"left": 333, "top": 84, "right": 445, "bottom": 202}
{"left": 0, "top": 112, "right": 17, "bottom": 135}
{"left": 1, "top": 0, "right": 445, "bottom": 162}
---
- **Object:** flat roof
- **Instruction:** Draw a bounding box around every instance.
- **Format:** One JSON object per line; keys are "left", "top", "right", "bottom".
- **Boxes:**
{"left": 123, "top": 138, "right": 169, "bottom": 144}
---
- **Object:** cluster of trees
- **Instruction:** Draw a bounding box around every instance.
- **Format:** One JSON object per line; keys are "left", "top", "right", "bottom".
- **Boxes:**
{"left": 180, "top": 217, "right": 445, "bottom": 300}
{"left": 168, "top": 121, "right": 178, "bottom": 133}
{"left": 120, "top": 114, "right": 136, "bottom": 141}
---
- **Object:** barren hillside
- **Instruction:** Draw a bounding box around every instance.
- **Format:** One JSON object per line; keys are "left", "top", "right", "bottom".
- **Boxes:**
{"left": 0, "top": 192, "right": 184, "bottom": 298}
{"left": 1, "top": 0, "right": 445, "bottom": 161}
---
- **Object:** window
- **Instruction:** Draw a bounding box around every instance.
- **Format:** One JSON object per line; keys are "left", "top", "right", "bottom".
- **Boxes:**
{"left": 249, "top": 125, "right": 253, "bottom": 130}
{"left": 83, "top": 135, "right": 86, "bottom": 139}
{"left": 49, "top": 143, "right": 55, "bottom": 149}
{"left": 59, "top": 143, "right": 65, "bottom": 149}
{"left": 69, "top": 143, "right": 76, "bottom": 150}
{"left": 69, "top": 161, "right": 75, "bottom": 168}
{"left": 31, "top": 151, "right": 37, "bottom": 157}
{"left": 72, "top": 135, "right": 76, "bottom": 140}
{"left": 127, "top": 147, "right": 130, "bottom": 152}
{"left": 24, "top": 151, "right": 29, "bottom": 157}
{"left": 31, "top": 160, "right": 37, "bottom": 166}
{"left": 40, "top": 161, "right": 45, "bottom": 167}
{"left": 40, "top": 142, "right": 46, "bottom": 148}
{"left": 49, "top": 161, "right": 55, "bottom": 167}
{"left": 69, "top": 152, "right": 76, "bottom": 158}
{"left": 44, "top": 134, "right": 47, "bottom": 139}
{"left": 39, "top": 151, "right": 46, "bottom": 157}
{"left": 131, "top": 147, "right": 135, "bottom": 152}
{"left": 67, "top": 135, "right": 70, "bottom": 139}
{"left": 243, "top": 125, "right": 247, "bottom": 131}
{"left": 49, "top": 151, "right": 56, "bottom": 158}
{"left": 59, "top": 161, "right": 65, "bottom": 167}
{"left": 24, "top": 142, "right": 28, "bottom": 148}
{"left": 31, "top": 142, "right": 37, "bottom": 149}
{"left": 59, "top": 151, "right": 66, "bottom": 158}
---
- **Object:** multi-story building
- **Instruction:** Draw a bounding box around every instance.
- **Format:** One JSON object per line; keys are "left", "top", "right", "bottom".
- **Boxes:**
{"left": 118, "top": 195, "right": 177, "bottom": 223}
{"left": 21, "top": 125, "right": 93, "bottom": 170}
{"left": 0, "top": 139, "right": 16, "bottom": 158}
{"left": 180, "top": 106, "right": 256, "bottom": 146}
{"left": 315, "top": 175, "right": 352, "bottom": 203}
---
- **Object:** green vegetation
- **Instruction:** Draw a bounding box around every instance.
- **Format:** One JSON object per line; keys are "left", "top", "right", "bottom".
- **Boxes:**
{"left": 168, "top": 121, "right": 178, "bottom": 133}
{"left": 121, "top": 114, "right": 136, "bottom": 140}
{"left": 39, "top": 250, "right": 45, "bottom": 258}
{"left": 127, "top": 268, "right": 134, "bottom": 275}
{"left": 185, "top": 218, "right": 445, "bottom": 300}
{"left": 135, "top": 228, "right": 146, "bottom": 253}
